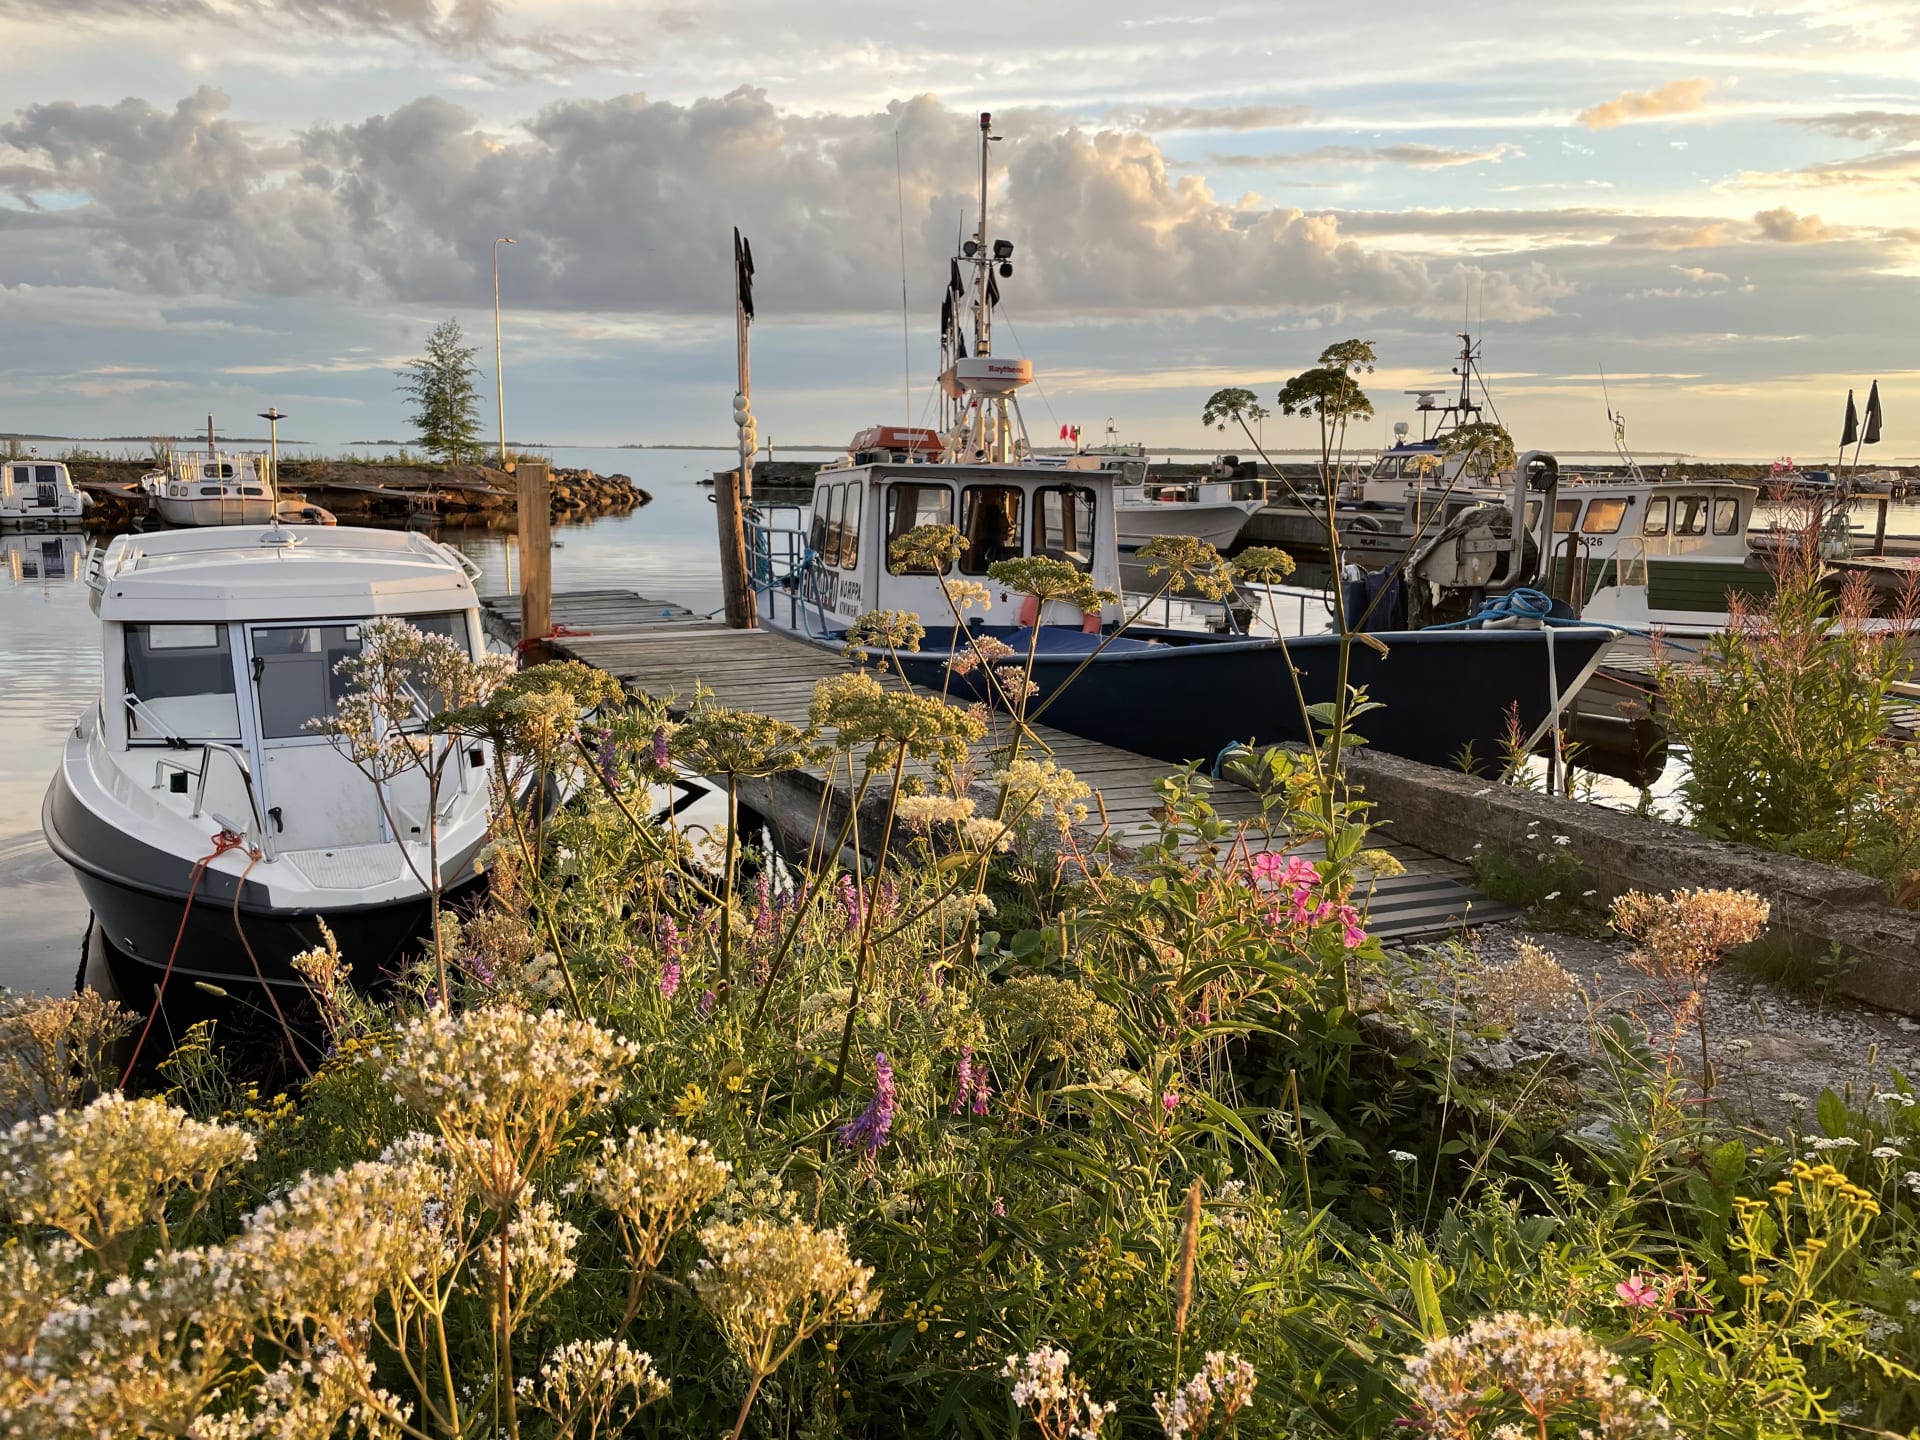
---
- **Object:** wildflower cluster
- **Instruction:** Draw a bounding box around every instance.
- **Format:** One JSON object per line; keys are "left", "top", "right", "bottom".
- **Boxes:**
{"left": 1248, "top": 851, "right": 1366, "bottom": 950}
{"left": 517, "top": 1338, "right": 670, "bottom": 1438}
{"left": 838, "top": 1051, "right": 897, "bottom": 1156}
{"left": 1154, "top": 1351, "right": 1258, "bottom": 1439}
{"left": 1003, "top": 1345, "right": 1117, "bottom": 1439}
{"left": 1403, "top": 1312, "right": 1670, "bottom": 1438}
{"left": 588, "top": 1126, "right": 732, "bottom": 1268}
{"left": 692, "top": 1218, "right": 879, "bottom": 1376}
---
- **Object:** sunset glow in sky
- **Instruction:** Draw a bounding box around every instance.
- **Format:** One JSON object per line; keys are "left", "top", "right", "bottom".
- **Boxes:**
{"left": 2, "top": 0, "right": 1918, "bottom": 457}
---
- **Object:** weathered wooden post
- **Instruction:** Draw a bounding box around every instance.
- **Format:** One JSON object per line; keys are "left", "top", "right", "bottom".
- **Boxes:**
{"left": 715, "top": 468, "right": 756, "bottom": 629}
{"left": 517, "top": 458, "right": 551, "bottom": 651}
{"left": 1872, "top": 495, "right": 1890, "bottom": 557}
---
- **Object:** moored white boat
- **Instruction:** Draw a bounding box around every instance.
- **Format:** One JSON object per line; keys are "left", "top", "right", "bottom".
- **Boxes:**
{"left": 44, "top": 524, "right": 495, "bottom": 986}
{"left": 0, "top": 457, "right": 91, "bottom": 528}
{"left": 144, "top": 451, "right": 277, "bottom": 527}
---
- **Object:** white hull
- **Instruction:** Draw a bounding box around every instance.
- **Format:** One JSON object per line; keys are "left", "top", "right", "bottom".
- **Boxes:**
{"left": 153, "top": 494, "right": 278, "bottom": 527}
{"left": 1116, "top": 500, "right": 1261, "bottom": 551}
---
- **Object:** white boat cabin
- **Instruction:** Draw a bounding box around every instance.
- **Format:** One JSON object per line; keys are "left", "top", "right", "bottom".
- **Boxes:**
{"left": 1548, "top": 479, "right": 1757, "bottom": 562}
{"left": 83, "top": 526, "right": 488, "bottom": 861}
{"left": 1, "top": 458, "right": 90, "bottom": 524}
{"left": 151, "top": 451, "right": 272, "bottom": 501}
{"left": 752, "top": 460, "right": 1127, "bottom": 639}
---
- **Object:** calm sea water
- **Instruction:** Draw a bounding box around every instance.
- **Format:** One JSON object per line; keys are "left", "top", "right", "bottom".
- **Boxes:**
{"left": 1, "top": 450, "right": 1913, "bottom": 993}
{"left": 0, "top": 447, "right": 734, "bottom": 994}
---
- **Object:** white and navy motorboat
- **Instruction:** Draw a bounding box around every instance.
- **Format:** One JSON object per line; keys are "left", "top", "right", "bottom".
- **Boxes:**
{"left": 1, "top": 457, "right": 91, "bottom": 528}
{"left": 743, "top": 114, "right": 1621, "bottom": 772}
{"left": 44, "top": 524, "right": 495, "bottom": 986}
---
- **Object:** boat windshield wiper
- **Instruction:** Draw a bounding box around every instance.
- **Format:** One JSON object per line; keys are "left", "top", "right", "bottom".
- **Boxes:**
{"left": 124, "top": 693, "right": 189, "bottom": 751}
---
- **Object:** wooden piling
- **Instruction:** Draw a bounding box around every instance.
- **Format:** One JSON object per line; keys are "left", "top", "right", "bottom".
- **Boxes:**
{"left": 1872, "top": 495, "right": 1889, "bottom": 558}
{"left": 715, "top": 468, "right": 756, "bottom": 629}
{"left": 517, "top": 459, "right": 552, "bottom": 649}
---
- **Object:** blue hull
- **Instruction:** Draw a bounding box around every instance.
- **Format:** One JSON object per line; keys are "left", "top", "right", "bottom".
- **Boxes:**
{"left": 886, "top": 625, "right": 1617, "bottom": 770}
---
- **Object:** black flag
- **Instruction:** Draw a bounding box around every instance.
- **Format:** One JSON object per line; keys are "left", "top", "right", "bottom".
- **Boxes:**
{"left": 940, "top": 295, "right": 952, "bottom": 337}
{"left": 949, "top": 259, "right": 964, "bottom": 297}
{"left": 733, "top": 228, "right": 755, "bottom": 322}
{"left": 1840, "top": 389, "right": 1858, "bottom": 448}
{"left": 955, "top": 332, "right": 967, "bottom": 360}
{"left": 986, "top": 271, "right": 1000, "bottom": 309}
{"left": 1863, "top": 380, "right": 1884, "bottom": 445}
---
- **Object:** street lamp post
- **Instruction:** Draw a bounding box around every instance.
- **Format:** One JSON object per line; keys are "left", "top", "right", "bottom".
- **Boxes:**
{"left": 257, "top": 406, "right": 286, "bottom": 508}
{"left": 493, "top": 236, "right": 515, "bottom": 469}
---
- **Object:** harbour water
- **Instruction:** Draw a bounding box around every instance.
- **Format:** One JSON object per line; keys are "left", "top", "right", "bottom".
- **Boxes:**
{"left": 0, "top": 446, "right": 732, "bottom": 994}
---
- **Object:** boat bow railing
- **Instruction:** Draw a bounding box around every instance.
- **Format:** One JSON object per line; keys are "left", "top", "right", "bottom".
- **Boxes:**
{"left": 132, "top": 697, "right": 275, "bottom": 860}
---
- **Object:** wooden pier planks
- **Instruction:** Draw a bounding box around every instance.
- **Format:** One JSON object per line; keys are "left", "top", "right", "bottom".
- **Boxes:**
{"left": 483, "top": 590, "right": 1514, "bottom": 940}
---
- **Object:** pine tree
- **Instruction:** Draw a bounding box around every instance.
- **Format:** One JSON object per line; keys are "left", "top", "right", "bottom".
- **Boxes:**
{"left": 396, "top": 318, "right": 485, "bottom": 465}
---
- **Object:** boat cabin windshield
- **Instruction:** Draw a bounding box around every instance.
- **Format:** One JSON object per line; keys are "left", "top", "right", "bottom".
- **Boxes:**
{"left": 122, "top": 614, "right": 472, "bottom": 747}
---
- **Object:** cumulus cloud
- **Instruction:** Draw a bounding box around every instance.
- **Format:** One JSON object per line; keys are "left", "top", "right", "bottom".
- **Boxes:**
{"left": 1576, "top": 78, "right": 1715, "bottom": 131}
{"left": 1751, "top": 206, "right": 1833, "bottom": 243}
{"left": 1201, "top": 143, "right": 1522, "bottom": 170}
{"left": 0, "top": 88, "right": 1455, "bottom": 322}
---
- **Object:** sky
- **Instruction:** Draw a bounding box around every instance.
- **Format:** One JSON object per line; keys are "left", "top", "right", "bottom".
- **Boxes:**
{"left": 1, "top": 0, "right": 1917, "bottom": 460}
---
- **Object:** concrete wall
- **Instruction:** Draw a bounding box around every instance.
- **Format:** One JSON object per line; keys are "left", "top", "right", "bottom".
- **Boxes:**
{"left": 1345, "top": 749, "right": 1920, "bottom": 1014}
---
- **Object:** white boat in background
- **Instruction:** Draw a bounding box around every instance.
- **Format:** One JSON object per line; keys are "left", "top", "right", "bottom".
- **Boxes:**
{"left": 0, "top": 458, "right": 91, "bottom": 528}
{"left": 1040, "top": 428, "right": 1265, "bottom": 553}
{"left": 45, "top": 524, "right": 495, "bottom": 987}
{"left": 144, "top": 451, "right": 276, "bottom": 527}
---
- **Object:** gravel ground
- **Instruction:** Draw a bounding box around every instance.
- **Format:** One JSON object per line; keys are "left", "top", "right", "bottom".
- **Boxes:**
{"left": 1455, "top": 920, "right": 1920, "bottom": 1134}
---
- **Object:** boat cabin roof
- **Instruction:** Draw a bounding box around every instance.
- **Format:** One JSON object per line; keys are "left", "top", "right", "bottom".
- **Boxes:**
{"left": 89, "top": 525, "right": 478, "bottom": 623}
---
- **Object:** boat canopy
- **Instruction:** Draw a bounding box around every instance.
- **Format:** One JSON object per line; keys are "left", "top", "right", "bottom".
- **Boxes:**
{"left": 86, "top": 525, "right": 481, "bottom": 622}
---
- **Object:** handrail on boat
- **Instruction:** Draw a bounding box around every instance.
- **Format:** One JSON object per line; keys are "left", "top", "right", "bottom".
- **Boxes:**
{"left": 130, "top": 697, "right": 275, "bottom": 860}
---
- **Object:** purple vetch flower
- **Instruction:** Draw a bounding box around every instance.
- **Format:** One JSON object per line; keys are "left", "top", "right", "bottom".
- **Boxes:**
{"left": 615, "top": 950, "right": 637, "bottom": 972}
{"left": 951, "top": 1046, "right": 991, "bottom": 1116}
{"left": 838, "top": 1051, "right": 896, "bottom": 1156}
{"left": 659, "top": 960, "right": 681, "bottom": 999}
{"left": 697, "top": 988, "right": 717, "bottom": 1018}
{"left": 1162, "top": 1091, "right": 1181, "bottom": 1114}
{"left": 657, "top": 915, "right": 685, "bottom": 962}
{"left": 754, "top": 870, "right": 774, "bottom": 935}
{"left": 651, "top": 724, "right": 670, "bottom": 770}
{"left": 592, "top": 726, "right": 621, "bottom": 793}
{"left": 836, "top": 874, "right": 865, "bottom": 934}
{"left": 464, "top": 954, "right": 494, "bottom": 986}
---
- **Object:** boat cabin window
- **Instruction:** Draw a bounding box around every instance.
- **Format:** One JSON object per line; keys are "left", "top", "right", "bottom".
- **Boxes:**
{"left": 960, "top": 485, "right": 1023, "bottom": 574}
{"left": 1675, "top": 495, "right": 1709, "bottom": 536}
{"left": 885, "top": 482, "right": 953, "bottom": 574}
{"left": 202, "top": 463, "right": 235, "bottom": 480}
{"left": 810, "top": 484, "right": 841, "bottom": 565}
{"left": 124, "top": 623, "right": 240, "bottom": 743}
{"left": 1031, "top": 485, "right": 1096, "bottom": 571}
{"left": 1581, "top": 498, "right": 1628, "bottom": 535}
{"left": 1642, "top": 497, "right": 1669, "bottom": 537}
{"left": 37, "top": 466, "right": 58, "bottom": 484}
{"left": 1712, "top": 497, "right": 1741, "bottom": 536}
{"left": 837, "top": 481, "right": 862, "bottom": 570}
{"left": 1553, "top": 498, "right": 1582, "bottom": 533}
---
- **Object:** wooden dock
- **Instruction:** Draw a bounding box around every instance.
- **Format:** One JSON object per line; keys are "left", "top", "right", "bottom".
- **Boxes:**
{"left": 481, "top": 590, "right": 1514, "bottom": 941}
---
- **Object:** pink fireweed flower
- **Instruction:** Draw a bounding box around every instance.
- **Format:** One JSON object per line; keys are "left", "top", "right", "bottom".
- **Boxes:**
{"left": 1163, "top": 1092, "right": 1181, "bottom": 1113}
{"left": 1337, "top": 903, "right": 1367, "bottom": 950}
{"left": 1616, "top": 1274, "right": 1661, "bottom": 1310}
{"left": 951, "top": 1047, "right": 991, "bottom": 1115}
{"left": 659, "top": 960, "right": 681, "bottom": 999}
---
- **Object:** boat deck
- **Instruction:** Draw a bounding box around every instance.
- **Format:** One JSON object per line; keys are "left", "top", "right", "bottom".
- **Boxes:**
{"left": 481, "top": 589, "right": 1515, "bottom": 941}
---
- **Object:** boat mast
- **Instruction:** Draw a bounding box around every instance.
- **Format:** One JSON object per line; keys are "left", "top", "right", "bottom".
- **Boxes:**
{"left": 937, "top": 112, "right": 1030, "bottom": 465}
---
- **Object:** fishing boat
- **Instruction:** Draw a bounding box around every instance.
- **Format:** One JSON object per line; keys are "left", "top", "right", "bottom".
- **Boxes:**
{"left": 0, "top": 457, "right": 91, "bottom": 528}
{"left": 742, "top": 113, "right": 1621, "bottom": 772}
{"left": 1050, "top": 426, "right": 1265, "bottom": 554}
{"left": 43, "top": 524, "right": 495, "bottom": 987}
{"left": 143, "top": 450, "right": 277, "bottom": 527}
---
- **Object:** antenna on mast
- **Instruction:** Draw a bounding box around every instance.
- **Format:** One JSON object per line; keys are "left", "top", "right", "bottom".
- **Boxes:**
{"left": 894, "top": 129, "right": 912, "bottom": 445}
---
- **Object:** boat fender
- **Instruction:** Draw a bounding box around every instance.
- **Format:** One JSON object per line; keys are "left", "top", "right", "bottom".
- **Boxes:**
{"left": 1017, "top": 593, "right": 1102, "bottom": 633}
{"left": 1349, "top": 514, "right": 1385, "bottom": 533}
